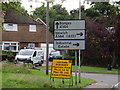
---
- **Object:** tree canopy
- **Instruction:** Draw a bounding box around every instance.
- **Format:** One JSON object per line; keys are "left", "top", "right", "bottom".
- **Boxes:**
{"left": 31, "top": 4, "right": 69, "bottom": 33}
{"left": 2, "top": 1, "right": 29, "bottom": 16}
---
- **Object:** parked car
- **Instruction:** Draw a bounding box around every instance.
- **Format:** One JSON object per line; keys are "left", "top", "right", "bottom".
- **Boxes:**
{"left": 14, "top": 49, "right": 44, "bottom": 66}
{"left": 49, "top": 50, "right": 62, "bottom": 61}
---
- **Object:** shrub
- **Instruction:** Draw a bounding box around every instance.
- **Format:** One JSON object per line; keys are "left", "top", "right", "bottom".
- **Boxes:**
{"left": 81, "top": 56, "right": 112, "bottom": 67}
{"left": 1, "top": 54, "right": 8, "bottom": 61}
{"left": 2, "top": 51, "right": 17, "bottom": 62}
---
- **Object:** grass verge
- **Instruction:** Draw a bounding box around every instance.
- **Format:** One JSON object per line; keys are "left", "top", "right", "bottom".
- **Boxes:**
{"left": 80, "top": 66, "right": 119, "bottom": 74}
{"left": 2, "top": 61, "right": 95, "bottom": 88}
{"left": 0, "top": 62, "right": 2, "bottom": 89}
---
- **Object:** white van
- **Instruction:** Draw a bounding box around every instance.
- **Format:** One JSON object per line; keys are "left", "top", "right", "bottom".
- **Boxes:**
{"left": 14, "top": 49, "right": 44, "bottom": 66}
{"left": 49, "top": 50, "right": 62, "bottom": 61}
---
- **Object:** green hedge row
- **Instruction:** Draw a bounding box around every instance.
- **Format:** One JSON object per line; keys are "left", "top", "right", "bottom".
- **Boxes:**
{"left": 81, "top": 56, "right": 112, "bottom": 67}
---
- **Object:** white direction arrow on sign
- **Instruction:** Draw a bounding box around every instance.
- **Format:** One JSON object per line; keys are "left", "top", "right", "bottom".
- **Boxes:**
{"left": 55, "top": 20, "right": 85, "bottom": 30}
{"left": 54, "top": 40, "right": 85, "bottom": 50}
{"left": 54, "top": 30, "right": 85, "bottom": 39}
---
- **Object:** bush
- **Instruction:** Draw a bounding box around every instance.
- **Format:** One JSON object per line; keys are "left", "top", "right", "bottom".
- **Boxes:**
{"left": 82, "top": 56, "right": 112, "bottom": 67}
{"left": 1, "top": 54, "right": 8, "bottom": 61}
{"left": 56, "top": 56, "right": 62, "bottom": 59}
{"left": 7, "top": 56, "right": 15, "bottom": 62}
{"left": 2, "top": 51, "right": 17, "bottom": 62}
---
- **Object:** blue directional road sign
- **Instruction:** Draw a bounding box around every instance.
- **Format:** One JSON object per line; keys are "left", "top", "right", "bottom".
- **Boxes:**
{"left": 54, "top": 20, "right": 86, "bottom": 50}
{"left": 55, "top": 20, "right": 85, "bottom": 30}
{"left": 54, "top": 30, "right": 85, "bottom": 39}
{"left": 54, "top": 40, "right": 85, "bottom": 50}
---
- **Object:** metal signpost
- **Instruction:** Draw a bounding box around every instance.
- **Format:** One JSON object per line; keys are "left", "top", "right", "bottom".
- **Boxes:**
{"left": 79, "top": 0, "right": 81, "bottom": 83}
{"left": 53, "top": 20, "right": 85, "bottom": 85}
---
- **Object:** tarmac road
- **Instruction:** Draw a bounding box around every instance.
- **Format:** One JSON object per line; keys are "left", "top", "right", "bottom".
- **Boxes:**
{"left": 79, "top": 72, "right": 119, "bottom": 86}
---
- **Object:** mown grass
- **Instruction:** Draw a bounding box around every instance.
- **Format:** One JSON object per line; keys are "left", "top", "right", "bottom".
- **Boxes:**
{"left": 2, "top": 61, "right": 32, "bottom": 74}
{"left": 0, "top": 62, "right": 2, "bottom": 89}
{"left": 2, "top": 73, "right": 50, "bottom": 88}
{"left": 2, "top": 61, "right": 95, "bottom": 88}
{"left": 39, "top": 65, "right": 119, "bottom": 74}
{"left": 80, "top": 66, "right": 119, "bottom": 74}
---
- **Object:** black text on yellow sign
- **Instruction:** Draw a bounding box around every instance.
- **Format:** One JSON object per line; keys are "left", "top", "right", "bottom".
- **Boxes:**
{"left": 51, "top": 59, "right": 72, "bottom": 79}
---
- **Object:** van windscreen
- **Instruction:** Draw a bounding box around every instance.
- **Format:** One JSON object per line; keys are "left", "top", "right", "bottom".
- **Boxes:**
{"left": 18, "top": 50, "right": 34, "bottom": 55}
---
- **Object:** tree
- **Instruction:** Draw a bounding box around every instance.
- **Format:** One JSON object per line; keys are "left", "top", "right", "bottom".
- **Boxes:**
{"left": 49, "top": 4, "right": 69, "bottom": 33}
{"left": 85, "top": 8, "right": 100, "bottom": 18}
{"left": 2, "top": 1, "right": 29, "bottom": 16}
{"left": 68, "top": 2, "right": 119, "bottom": 67}
{"left": 83, "top": 2, "right": 119, "bottom": 68}
{"left": 31, "top": 4, "right": 69, "bottom": 33}
{"left": 69, "top": 5, "right": 85, "bottom": 19}
{"left": 51, "top": 4, "right": 69, "bottom": 20}
{"left": 85, "top": 2, "right": 118, "bottom": 26}
{"left": 114, "top": 1, "right": 120, "bottom": 68}
{"left": 31, "top": 4, "right": 46, "bottom": 22}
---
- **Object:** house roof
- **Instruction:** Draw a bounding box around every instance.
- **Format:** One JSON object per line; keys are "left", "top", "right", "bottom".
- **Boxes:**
{"left": 4, "top": 9, "right": 44, "bottom": 25}
{"left": 2, "top": 9, "right": 53, "bottom": 43}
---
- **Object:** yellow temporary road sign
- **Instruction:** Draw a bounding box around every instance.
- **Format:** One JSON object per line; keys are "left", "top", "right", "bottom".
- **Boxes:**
{"left": 51, "top": 59, "right": 72, "bottom": 79}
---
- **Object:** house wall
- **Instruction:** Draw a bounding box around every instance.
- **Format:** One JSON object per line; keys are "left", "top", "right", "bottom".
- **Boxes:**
{"left": 2, "top": 23, "right": 53, "bottom": 49}
{"left": 2, "top": 24, "right": 53, "bottom": 42}
{"left": 20, "top": 42, "right": 41, "bottom": 49}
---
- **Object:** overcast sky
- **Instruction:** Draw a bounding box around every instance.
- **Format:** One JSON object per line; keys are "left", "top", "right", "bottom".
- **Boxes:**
{"left": 21, "top": 0, "right": 119, "bottom": 14}
{"left": 21, "top": 0, "right": 91, "bottom": 13}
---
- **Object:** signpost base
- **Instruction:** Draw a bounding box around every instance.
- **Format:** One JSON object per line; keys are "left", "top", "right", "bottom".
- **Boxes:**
{"left": 75, "top": 50, "right": 77, "bottom": 85}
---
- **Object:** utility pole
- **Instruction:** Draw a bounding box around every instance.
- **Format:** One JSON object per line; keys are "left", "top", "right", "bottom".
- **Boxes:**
{"left": 78, "top": 0, "right": 81, "bottom": 83}
{"left": 46, "top": 1, "right": 49, "bottom": 75}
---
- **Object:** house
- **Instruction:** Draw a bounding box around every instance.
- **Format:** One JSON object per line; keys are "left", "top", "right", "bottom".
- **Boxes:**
{"left": 1, "top": 9, "right": 53, "bottom": 52}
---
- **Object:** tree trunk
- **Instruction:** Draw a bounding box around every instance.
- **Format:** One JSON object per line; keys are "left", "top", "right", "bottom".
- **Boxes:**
{"left": 111, "top": 51, "right": 116, "bottom": 68}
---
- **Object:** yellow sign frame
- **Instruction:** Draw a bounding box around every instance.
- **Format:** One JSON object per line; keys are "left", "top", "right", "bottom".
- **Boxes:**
{"left": 51, "top": 59, "right": 72, "bottom": 79}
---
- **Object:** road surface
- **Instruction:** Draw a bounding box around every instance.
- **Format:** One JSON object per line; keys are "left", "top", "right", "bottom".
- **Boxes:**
{"left": 74, "top": 72, "right": 119, "bottom": 86}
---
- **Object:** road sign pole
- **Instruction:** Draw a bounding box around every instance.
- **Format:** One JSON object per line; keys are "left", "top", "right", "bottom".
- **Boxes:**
{"left": 78, "top": 50, "right": 81, "bottom": 83}
{"left": 75, "top": 50, "right": 77, "bottom": 85}
{"left": 79, "top": 0, "right": 81, "bottom": 19}
{"left": 62, "top": 50, "right": 64, "bottom": 84}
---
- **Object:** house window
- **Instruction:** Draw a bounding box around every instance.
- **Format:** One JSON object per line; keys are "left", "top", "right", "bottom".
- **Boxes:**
{"left": 28, "top": 43, "right": 35, "bottom": 48}
{"left": 3, "top": 43, "right": 10, "bottom": 50}
{"left": 10, "top": 43, "right": 18, "bottom": 51}
{"left": 3, "top": 23, "right": 18, "bottom": 31}
{"left": 2, "top": 42, "right": 19, "bottom": 52}
{"left": 0, "top": 42, "right": 2, "bottom": 51}
{"left": 29, "top": 25, "right": 36, "bottom": 32}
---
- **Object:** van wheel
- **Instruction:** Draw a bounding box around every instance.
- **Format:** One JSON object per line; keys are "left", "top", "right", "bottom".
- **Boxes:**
{"left": 41, "top": 61, "right": 43, "bottom": 64}
{"left": 39, "top": 63, "right": 42, "bottom": 66}
{"left": 14, "top": 60, "right": 18, "bottom": 64}
{"left": 31, "top": 61, "right": 33, "bottom": 64}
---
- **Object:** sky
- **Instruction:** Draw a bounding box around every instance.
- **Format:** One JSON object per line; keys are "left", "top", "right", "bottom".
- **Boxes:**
{"left": 21, "top": 0, "right": 91, "bottom": 13}
{"left": 21, "top": 0, "right": 119, "bottom": 14}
